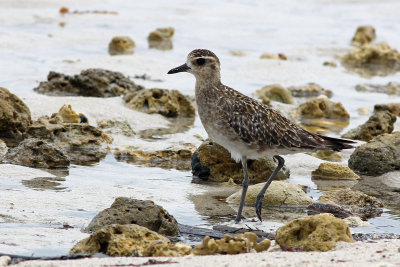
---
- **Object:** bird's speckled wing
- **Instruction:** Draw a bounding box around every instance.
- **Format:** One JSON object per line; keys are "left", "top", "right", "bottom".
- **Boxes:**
{"left": 215, "top": 88, "right": 324, "bottom": 150}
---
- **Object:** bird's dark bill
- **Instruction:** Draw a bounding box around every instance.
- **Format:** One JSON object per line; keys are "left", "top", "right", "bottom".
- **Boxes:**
{"left": 167, "top": 63, "right": 190, "bottom": 74}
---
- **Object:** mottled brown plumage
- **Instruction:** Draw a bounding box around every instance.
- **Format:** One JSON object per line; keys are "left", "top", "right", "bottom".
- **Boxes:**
{"left": 168, "top": 49, "right": 355, "bottom": 223}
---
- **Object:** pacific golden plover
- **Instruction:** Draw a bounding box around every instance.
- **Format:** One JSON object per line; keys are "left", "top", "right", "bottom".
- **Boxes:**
{"left": 168, "top": 49, "right": 355, "bottom": 223}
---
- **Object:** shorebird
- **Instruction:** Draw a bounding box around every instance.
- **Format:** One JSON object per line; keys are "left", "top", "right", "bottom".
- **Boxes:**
{"left": 168, "top": 49, "right": 355, "bottom": 223}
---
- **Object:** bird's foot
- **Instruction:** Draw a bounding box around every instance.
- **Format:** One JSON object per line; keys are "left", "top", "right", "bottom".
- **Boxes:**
{"left": 255, "top": 194, "right": 264, "bottom": 221}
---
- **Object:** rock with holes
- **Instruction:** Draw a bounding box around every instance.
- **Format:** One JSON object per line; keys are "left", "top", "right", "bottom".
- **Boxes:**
{"left": 227, "top": 181, "right": 313, "bottom": 206}
{"left": 144, "top": 241, "right": 192, "bottom": 257}
{"left": 374, "top": 103, "right": 400, "bottom": 116}
{"left": 124, "top": 88, "right": 195, "bottom": 117}
{"left": 148, "top": 27, "right": 174, "bottom": 50}
{"left": 108, "top": 36, "right": 135, "bottom": 55}
{"left": 318, "top": 189, "right": 384, "bottom": 219}
{"left": 342, "top": 111, "right": 396, "bottom": 141}
{"left": 0, "top": 87, "right": 32, "bottom": 145}
{"left": 5, "top": 138, "right": 70, "bottom": 168}
{"left": 351, "top": 25, "right": 376, "bottom": 45}
{"left": 86, "top": 197, "right": 179, "bottom": 236}
{"left": 33, "top": 69, "right": 144, "bottom": 97}
{"left": 114, "top": 144, "right": 196, "bottom": 171}
{"left": 70, "top": 224, "right": 170, "bottom": 256}
{"left": 341, "top": 42, "right": 400, "bottom": 77}
{"left": 192, "top": 232, "right": 271, "bottom": 255}
{"left": 298, "top": 95, "right": 349, "bottom": 121}
{"left": 348, "top": 132, "right": 400, "bottom": 176}
{"left": 276, "top": 213, "right": 354, "bottom": 251}
{"left": 312, "top": 163, "right": 360, "bottom": 180}
{"left": 288, "top": 83, "right": 332, "bottom": 98}
{"left": 97, "top": 119, "right": 136, "bottom": 136}
{"left": 26, "top": 114, "right": 112, "bottom": 165}
{"left": 191, "top": 139, "right": 290, "bottom": 183}
{"left": 255, "top": 84, "right": 295, "bottom": 105}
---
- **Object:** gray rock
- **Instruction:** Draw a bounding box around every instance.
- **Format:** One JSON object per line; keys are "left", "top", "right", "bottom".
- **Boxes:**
{"left": 348, "top": 132, "right": 400, "bottom": 175}
{"left": 6, "top": 138, "right": 69, "bottom": 168}
{"left": 86, "top": 197, "right": 179, "bottom": 236}
{"left": 34, "top": 69, "right": 144, "bottom": 97}
{"left": 0, "top": 87, "right": 32, "bottom": 144}
{"left": 342, "top": 111, "right": 396, "bottom": 141}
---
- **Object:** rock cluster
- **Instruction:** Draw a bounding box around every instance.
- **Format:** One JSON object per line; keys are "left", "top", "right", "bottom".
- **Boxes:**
{"left": 114, "top": 145, "right": 195, "bottom": 171}
{"left": 86, "top": 197, "right": 179, "bottom": 236}
{"left": 34, "top": 69, "right": 144, "bottom": 97}
{"left": 288, "top": 83, "right": 332, "bottom": 98}
{"left": 356, "top": 82, "right": 400, "bottom": 95}
{"left": 298, "top": 96, "right": 349, "bottom": 121}
{"left": 318, "top": 189, "right": 384, "bottom": 219}
{"left": 341, "top": 42, "right": 400, "bottom": 77}
{"left": 148, "top": 27, "right": 174, "bottom": 50}
{"left": 192, "top": 140, "right": 290, "bottom": 183}
{"left": 124, "top": 88, "right": 195, "bottom": 117}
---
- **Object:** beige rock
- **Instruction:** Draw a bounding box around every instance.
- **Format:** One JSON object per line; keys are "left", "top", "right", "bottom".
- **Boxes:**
{"left": 57, "top": 104, "right": 80, "bottom": 123}
{"left": 98, "top": 119, "right": 136, "bottom": 136}
{"left": 288, "top": 83, "right": 332, "bottom": 98}
{"left": 342, "top": 110, "right": 396, "bottom": 141}
{"left": 351, "top": 25, "right": 376, "bottom": 45}
{"left": 69, "top": 224, "right": 170, "bottom": 256}
{"left": 145, "top": 241, "right": 192, "bottom": 257}
{"left": 341, "top": 42, "right": 400, "bottom": 77}
{"left": 374, "top": 103, "right": 400, "bottom": 116}
{"left": 0, "top": 87, "right": 32, "bottom": 144}
{"left": 114, "top": 145, "right": 195, "bottom": 171}
{"left": 356, "top": 82, "right": 400, "bottom": 95}
{"left": 227, "top": 181, "right": 313, "bottom": 206}
{"left": 323, "top": 61, "right": 337, "bottom": 67}
{"left": 108, "top": 36, "right": 135, "bottom": 55}
{"left": 312, "top": 163, "right": 360, "bottom": 180}
{"left": 260, "top": 53, "right": 287, "bottom": 60}
{"left": 311, "top": 150, "right": 343, "bottom": 162}
{"left": 298, "top": 95, "right": 349, "bottom": 121}
{"left": 148, "top": 27, "right": 174, "bottom": 50}
{"left": 192, "top": 140, "right": 290, "bottom": 183}
{"left": 356, "top": 107, "right": 371, "bottom": 116}
{"left": 255, "top": 84, "right": 295, "bottom": 104}
{"left": 86, "top": 197, "right": 179, "bottom": 236}
{"left": 124, "top": 88, "right": 195, "bottom": 117}
{"left": 229, "top": 50, "right": 247, "bottom": 56}
{"left": 193, "top": 232, "right": 271, "bottom": 255}
{"left": 275, "top": 213, "right": 354, "bottom": 251}
{"left": 318, "top": 189, "right": 384, "bottom": 219}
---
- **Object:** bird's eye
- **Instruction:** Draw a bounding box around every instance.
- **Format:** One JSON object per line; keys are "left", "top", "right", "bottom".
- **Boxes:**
{"left": 196, "top": 58, "right": 206, "bottom": 65}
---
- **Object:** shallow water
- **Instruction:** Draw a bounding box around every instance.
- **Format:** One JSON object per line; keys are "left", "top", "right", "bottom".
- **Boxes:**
{"left": 1, "top": 0, "right": 400, "bottom": 257}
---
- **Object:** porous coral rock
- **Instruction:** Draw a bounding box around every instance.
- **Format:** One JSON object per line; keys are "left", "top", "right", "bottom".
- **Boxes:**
{"left": 192, "top": 232, "right": 271, "bottom": 255}
{"left": 312, "top": 163, "right": 360, "bottom": 180}
{"left": 115, "top": 145, "right": 195, "bottom": 171}
{"left": 298, "top": 95, "right": 349, "bottom": 121}
{"left": 148, "top": 27, "right": 174, "bottom": 50}
{"left": 374, "top": 103, "right": 400, "bottom": 116}
{"left": 311, "top": 150, "right": 343, "bottom": 162}
{"left": 356, "top": 82, "right": 400, "bottom": 95}
{"left": 34, "top": 69, "right": 143, "bottom": 97}
{"left": 348, "top": 132, "right": 400, "bottom": 175}
{"left": 342, "top": 111, "right": 396, "bottom": 141}
{"left": 86, "top": 197, "right": 179, "bottom": 236}
{"left": 227, "top": 181, "right": 313, "bottom": 206}
{"left": 318, "top": 189, "right": 384, "bottom": 219}
{"left": 97, "top": 119, "right": 136, "bottom": 136}
{"left": 341, "top": 42, "right": 400, "bottom": 77}
{"left": 275, "top": 213, "right": 354, "bottom": 252}
{"left": 108, "top": 36, "right": 135, "bottom": 55}
{"left": 124, "top": 88, "right": 195, "bottom": 117}
{"left": 255, "top": 84, "right": 295, "bottom": 104}
{"left": 288, "top": 83, "right": 332, "bottom": 98}
{"left": 57, "top": 104, "right": 80, "bottom": 123}
{"left": 351, "top": 25, "right": 376, "bottom": 45}
{"left": 192, "top": 140, "right": 289, "bottom": 183}
{"left": 145, "top": 241, "right": 192, "bottom": 257}
{"left": 69, "top": 224, "right": 170, "bottom": 256}
{"left": 0, "top": 87, "right": 32, "bottom": 144}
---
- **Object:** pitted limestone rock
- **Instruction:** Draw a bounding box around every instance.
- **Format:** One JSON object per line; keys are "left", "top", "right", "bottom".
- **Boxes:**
{"left": 86, "top": 197, "right": 179, "bottom": 236}
{"left": 108, "top": 36, "right": 135, "bottom": 55}
{"left": 276, "top": 213, "right": 354, "bottom": 251}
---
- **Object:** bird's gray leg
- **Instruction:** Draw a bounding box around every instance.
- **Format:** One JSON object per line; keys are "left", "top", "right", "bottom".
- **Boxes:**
{"left": 255, "top": 155, "right": 285, "bottom": 221}
{"left": 234, "top": 156, "right": 249, "bottom": 223}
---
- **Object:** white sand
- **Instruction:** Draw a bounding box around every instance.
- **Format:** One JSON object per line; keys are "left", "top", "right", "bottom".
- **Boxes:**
{"left": 8, "top": 239, "right": 400, "bottom": 267}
